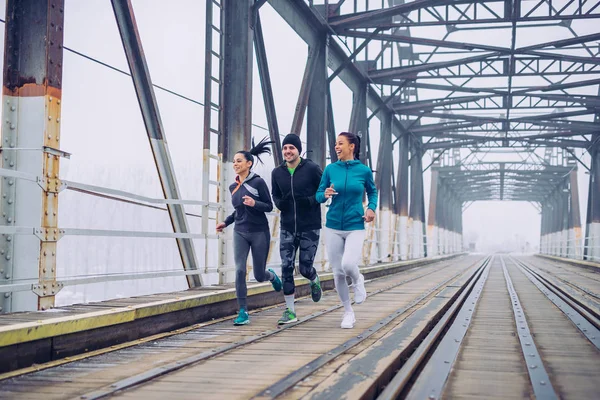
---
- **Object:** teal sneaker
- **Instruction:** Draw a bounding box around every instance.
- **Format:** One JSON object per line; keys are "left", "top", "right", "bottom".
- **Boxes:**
{"left": 233, "top": 308, "right": 249, "bottom": 325}
{"left": 310, "top": 275, "right": 322, "bottom": 302}
{"left": 269, "top": 268, "right": 282, "bottom": 292}
{"left": 278, "top": 308, "right": 298, "bottom": 325}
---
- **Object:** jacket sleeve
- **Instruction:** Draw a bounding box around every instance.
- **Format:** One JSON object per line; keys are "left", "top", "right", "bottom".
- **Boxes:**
{"left": 303, "top": 163, "right": 324, "bottom": 207}
{"left": 365, "top": 167, "right": 378, "bottom": 211}
{"left": 315, "top": 165, "right": 329, "bottom": 204}
{"left": 271, "top": 171, "right": 290, "bottom": 211}
{"left": 224, "top": 211, "right": 236, "bottom": 227}
{"left": 253, "top": 178, "right": 274, "bottom": 213}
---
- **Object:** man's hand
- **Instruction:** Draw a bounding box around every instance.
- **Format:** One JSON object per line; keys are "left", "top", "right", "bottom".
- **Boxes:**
{"left": 216, "top": 222, "right": 226, "bottom": 233}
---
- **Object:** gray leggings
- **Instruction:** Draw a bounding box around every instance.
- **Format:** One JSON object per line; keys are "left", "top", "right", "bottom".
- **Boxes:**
{"left": 234, "top": 230, "right": 274, "bottom": 309}
{"left": 324, "top": 228, "right": 366, "bottom": 304}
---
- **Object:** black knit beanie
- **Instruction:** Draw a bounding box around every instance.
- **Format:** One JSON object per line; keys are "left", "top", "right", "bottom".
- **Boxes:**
{"left": 282, "top": 133, "right": 302, "bottom": 154}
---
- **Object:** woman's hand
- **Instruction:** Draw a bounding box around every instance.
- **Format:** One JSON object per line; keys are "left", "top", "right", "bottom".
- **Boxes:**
{"left": 324, "top": 184, "right": 338, "bottom": 199}
{"left": 216, "top": 222, "right": 226, "bottom": 233}
{"left": 242, "top": 195, "right": 256, "bottom": 207}
{"left": 363, "top": 208, "right": 376, "bottom": 223}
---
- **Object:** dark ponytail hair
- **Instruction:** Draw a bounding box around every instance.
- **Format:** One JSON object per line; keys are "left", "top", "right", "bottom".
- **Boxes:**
{"left": 236, "top": 136, "right": 273, "bottom": 169}
{"left": 338, "top": 131, "right": 361, "bottom": 160}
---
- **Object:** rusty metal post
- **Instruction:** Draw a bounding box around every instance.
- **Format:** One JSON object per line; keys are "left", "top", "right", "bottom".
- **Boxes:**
{"left": 307, "top": 35, "right": 328, "bottom": 168}
{"left": 0, "top": 0, "right": 65, "bottom": 312}
{"left": 111, "top": 0, "right": 202, "bottom": 287}
{"left": 396, "top": 132, "right": 409, "bottom": 260}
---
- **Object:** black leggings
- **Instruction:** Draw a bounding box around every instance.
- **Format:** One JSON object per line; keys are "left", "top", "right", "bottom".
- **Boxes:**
{"left": 233, "top": 230, "right": 274, "bottom": 309}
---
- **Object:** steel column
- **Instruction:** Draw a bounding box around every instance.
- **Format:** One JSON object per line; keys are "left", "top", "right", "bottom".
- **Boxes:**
{"left": 219, "top": 0, "right": 255, "bottom": 278}
{"left": 291, "top": 44, "right": 322, "bottom": 135}
{"left": 254, "top": 13, "right": 282, "bottom": 165}
{"left": 0, "top": 0, "right": 65, "bottom": 312}
{"left": 567, "top": 170, "right": 582, "bottom": 258}
{"left": 376, "top": 111, "right": 393, "bottom": 262}
{"left": 427, "top": 168, "right": 439, "bottom": 257}
{"left": 307, "top": 35, "right": 328, "bottom": 168}
{"left": 111, "top": 0, "right": 202, "bottom": 287}
{"left": 584, "top": 137, "right": 600, "bottom": 261}
{"left": 409, "top": 141, "right": 426, "bottom": 258}
{"left": 349, "top": 83, "right": 368, "bottom": 165}
{"left": 396, "top": 133, "right": 409, "bottom": 260}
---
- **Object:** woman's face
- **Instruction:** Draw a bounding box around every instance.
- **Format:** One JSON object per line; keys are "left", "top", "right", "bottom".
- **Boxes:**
{"left": 335, "top": 135, "right": 354, "bottom": 161}
{"left": 233, "top": 153, "right": 252, "bottom": 175}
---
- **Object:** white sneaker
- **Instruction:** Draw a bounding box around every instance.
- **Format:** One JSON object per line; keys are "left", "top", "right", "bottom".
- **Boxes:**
{"left": 341, "top": 311, "right": 356, "bottom": 329}
{"left": 354, "top": 274, "right": 367, "bottom": 304}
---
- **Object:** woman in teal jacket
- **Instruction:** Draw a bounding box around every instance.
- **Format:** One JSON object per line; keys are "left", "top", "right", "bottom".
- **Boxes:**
{"left": 316, "top": 131, "right": 378, "bottom": 329}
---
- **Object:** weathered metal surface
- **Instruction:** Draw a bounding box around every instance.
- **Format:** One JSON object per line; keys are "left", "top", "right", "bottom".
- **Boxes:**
{"left": 1, "top": 0, "right": 65, "bottom": 312}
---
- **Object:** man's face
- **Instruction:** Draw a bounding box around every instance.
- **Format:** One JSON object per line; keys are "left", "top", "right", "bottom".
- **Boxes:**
{"left": 283, "top": 144, "right": 300, "bottom": 163}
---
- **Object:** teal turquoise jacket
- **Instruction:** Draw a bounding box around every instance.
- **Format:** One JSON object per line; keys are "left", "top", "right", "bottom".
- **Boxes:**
{"left": 316, "top": 160, "right": 378, "bottom": 231}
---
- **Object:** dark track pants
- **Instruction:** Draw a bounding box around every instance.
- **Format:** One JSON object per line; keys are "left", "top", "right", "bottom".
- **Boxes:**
{"left": 280, "top": 229, "right": 320, "bottom": 295}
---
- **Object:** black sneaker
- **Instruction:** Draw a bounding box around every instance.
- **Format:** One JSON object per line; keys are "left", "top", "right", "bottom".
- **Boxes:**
{"left": 310, "top": 275, "right": 322, "bottom": 302}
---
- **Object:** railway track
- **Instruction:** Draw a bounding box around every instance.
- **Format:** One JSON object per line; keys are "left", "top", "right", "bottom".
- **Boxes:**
{"left": 2, "top": 254, "right": 599, "bottom": 399}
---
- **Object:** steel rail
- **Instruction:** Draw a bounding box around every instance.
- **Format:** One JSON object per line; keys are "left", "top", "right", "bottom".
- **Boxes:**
{"left": 403, "top": 258, "right": 491, "bottom": 400}
{"left": 72, "top": 257, "right": 471, "bottom": 400}
{"left": 500, "top": 257, "right": 559, "bottom": 400}
{"left": 377, "top": 256, "right": 492, "bottom": 400}
{"left": 253, "top": 256, "right": 490, "bottom": 399}
{"left": 520, "top": 259, "right": 600, "bottom": 309}
{"left": 511, "top": 258, "right": 600, "bottom": 345}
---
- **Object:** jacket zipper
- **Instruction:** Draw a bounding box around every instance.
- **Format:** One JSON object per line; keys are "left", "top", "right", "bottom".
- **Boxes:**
{"left": 291, "top": 171, "right": 297, "bottom": 233}
{"left": 342, "top": 163, "right": 349, "bottom": 230}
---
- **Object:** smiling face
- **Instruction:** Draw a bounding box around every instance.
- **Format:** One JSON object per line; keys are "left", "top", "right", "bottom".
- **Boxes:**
{"left": 233, "top": 152, "right": 252, "bottom": 176}
{"left": 335, "top": 135, "right": 355, "bottom": 161}
{"left": 282, "top": 144, "right": 300, "bottom": 164}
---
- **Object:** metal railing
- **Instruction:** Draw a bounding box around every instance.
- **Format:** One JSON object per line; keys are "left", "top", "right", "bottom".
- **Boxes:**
{"left": 539, "top": 233, "right": 600, "bottom": 262}
{"left": 0, "top": 165, "right": 462, "bottom": 299}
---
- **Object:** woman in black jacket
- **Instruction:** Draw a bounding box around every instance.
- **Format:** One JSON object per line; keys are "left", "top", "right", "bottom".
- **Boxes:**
{"left": 216, "top": 138, "right": 282, "bottom": 325}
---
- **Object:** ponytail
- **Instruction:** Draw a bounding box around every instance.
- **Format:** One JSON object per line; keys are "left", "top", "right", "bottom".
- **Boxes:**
{"left": 236, "top": 136, "right": 273, "bottom": 168}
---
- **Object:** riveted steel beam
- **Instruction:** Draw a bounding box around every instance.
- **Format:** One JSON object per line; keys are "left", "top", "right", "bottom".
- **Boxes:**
{"left": 0, "top": 0, "right": 66, "bottom": 312}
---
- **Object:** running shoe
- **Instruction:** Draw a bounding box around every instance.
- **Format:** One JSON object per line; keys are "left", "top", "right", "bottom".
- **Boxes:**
{"left": 277, "top": 308, "right": 298, "bottom": 325}
{"left": 310, "top": 275, "right": 322, "bottom": 302}
{"left": 354, "top": 274, "right": 367, "bottom": 304}
{"left": 269, "top": 268, "right": 282, "bottom": 292}
{"left": 233, "top": 308, "right": 249, "bottom": 325}
{"left": 341, "top": 311, "right": 355, "bottom": 329}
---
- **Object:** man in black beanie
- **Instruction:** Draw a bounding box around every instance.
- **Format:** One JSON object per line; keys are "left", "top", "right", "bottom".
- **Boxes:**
{"left": 271, "top": 133, "right": 323, "bottom": 324}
